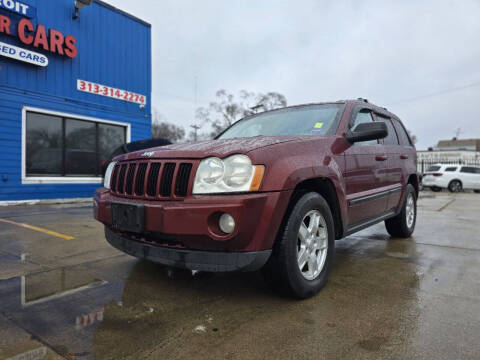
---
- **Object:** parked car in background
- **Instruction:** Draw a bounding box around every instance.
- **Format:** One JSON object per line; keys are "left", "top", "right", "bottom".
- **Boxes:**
{"left": 422, "top": 164, "right": 480, "bottom": 193}
{"left": 101, "top": 138, "right": 172, "bottom": 176}
{"left": 95, "top": 99, "right": 418, "bottom": 298}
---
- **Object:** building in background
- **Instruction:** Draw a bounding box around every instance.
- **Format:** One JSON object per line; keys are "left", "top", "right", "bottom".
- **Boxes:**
{"left": 0, "top": 0, "right": 151, "bottom": 203}
{"left": 417, "top": 138, "right": 480, "bottom": 173}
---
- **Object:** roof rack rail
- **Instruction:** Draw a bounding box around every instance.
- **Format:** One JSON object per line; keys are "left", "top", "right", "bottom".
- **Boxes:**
{"left": 357, "top": 98, "right": 368, "bottom": 103}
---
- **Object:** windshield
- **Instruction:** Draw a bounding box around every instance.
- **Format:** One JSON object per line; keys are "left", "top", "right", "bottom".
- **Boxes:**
{"left": 217, "top": 103, "right": 345, "bottom": 139}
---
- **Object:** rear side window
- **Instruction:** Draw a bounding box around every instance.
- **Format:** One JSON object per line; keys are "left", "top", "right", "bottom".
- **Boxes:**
{"left": 376, "top": 116, "right": 399, "bottom": 145}
{"left": 393, "top": 119, "right": 412, "bottom": 146}
{"left": 460, "top": 166, "right": 480, "bottom": 174}
{"left": 445, "top": 167, "right": 457, "bottom": 172}
{"left": 427, "top": 166, "right": 441, "bottom": 172}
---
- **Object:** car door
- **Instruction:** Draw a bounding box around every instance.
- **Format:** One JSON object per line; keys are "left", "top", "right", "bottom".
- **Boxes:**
{"left": 459, "top": 166, "right": 476, "bottom": 189}
{"left": 472, "top": 167, "right": 480, "bottom": 189}
{"left": 374, "top": 115, "right": 403, "bottom": 211}
{"left": 344, "top": 108, "right": 389, "bottom": 226}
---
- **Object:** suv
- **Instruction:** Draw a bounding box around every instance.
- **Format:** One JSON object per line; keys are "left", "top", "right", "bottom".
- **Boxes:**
{"left": 423, "top": 164, "right": 480, "bottom": 193}
{"left": 94, "top": 99, "right": 418, "bottom": 298}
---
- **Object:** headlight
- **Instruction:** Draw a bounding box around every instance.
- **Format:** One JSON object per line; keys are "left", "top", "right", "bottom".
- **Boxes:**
{"left": 104, "top": 162, "right": 116, "bottom": 189}
{"left": 193, "top": 155, "right": 264, "bottom": 194}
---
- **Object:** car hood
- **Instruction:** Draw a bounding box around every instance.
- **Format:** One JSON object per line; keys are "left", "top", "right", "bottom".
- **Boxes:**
{"left": 121, "top": 136, "right": 304, "bottom": 160}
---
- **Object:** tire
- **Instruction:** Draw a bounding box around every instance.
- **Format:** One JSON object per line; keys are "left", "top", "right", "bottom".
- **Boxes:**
{"left": 474, "top": 190, "right": 480, "bottom": 194}
{"left": 385, "top": 184, "right": 417, "bottom": 238}
{"left": 430, "top": 186, "right": 442, "bottom": 192}
{"left": 262, "top": 192, "right": 335, "bottom": 299}
{"left": 448, "top": 180, "right": 462, "bottom": 193}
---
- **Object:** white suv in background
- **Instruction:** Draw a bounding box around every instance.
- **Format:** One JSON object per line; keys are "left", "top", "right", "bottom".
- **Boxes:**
{"left": 423, "top": 164, "right": 480, "bottom": 193}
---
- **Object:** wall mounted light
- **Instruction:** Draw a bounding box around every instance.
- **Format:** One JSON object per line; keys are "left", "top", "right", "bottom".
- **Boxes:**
{"left": 73, "top": 0, "right": 92, "bottom": 19}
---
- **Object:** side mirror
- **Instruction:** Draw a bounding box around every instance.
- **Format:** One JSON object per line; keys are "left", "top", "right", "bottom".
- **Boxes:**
{"left": 346, "top": 122, "right": 388, "bottom": 144}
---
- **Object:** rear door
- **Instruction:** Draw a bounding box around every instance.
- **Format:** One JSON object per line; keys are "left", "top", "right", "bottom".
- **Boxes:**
{"left": 459, "top": 166, "right": 479, "bottom": 189}
{"left": 392, "top": 118, "right": 417, "bottom": 193}
{"left": 375, "top": 115, "right": 403, "bottom": 211}
{"left": 344, "top": 108, "right": 389, "bottom": 226}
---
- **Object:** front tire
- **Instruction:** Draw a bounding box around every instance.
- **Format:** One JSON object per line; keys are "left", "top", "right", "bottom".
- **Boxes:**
{"left": 385, "top": 184, "right": 417, "bottom": 238}
{"left": 262, "top": 192, "right": 335, "bottom": 299}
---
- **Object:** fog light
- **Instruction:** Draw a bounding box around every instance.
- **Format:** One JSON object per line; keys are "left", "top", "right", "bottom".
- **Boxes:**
{"left": 219, "top": 213, "right": 235, "bottom": 234}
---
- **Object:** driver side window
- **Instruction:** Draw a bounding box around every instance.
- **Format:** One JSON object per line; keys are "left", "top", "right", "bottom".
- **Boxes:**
{"left": 350, "top": 110, "right": 378, "bottom": 145}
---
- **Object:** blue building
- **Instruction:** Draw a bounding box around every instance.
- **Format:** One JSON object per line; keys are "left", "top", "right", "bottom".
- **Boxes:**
{"left": 0, "top": 0, "right": 151, "bottom": 203}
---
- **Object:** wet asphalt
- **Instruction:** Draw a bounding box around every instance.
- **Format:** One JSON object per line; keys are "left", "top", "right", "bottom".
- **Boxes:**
{"left": 0, "top": 192, "right": 479, "bottom": 360}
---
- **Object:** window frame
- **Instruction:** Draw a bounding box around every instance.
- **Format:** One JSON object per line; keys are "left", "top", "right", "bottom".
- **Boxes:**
{"left": 349, "top": 108, "right": 380, "bottom": 146}
{"left": 22, "top": 106, "right": 131, "bottom": 184}
{"left": 460, "top": 166, "right": 480, "bottom": 174}
{"left": 374, "top": 114, "right": 399, "bottom": 146}
{"left": 392, "top": 118, "right": 413, "bottom": 147}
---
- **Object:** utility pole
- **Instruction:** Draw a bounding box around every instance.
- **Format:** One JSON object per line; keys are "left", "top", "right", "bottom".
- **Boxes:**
{"left": 190, "top": 124, "right": 200, "bottom": 142}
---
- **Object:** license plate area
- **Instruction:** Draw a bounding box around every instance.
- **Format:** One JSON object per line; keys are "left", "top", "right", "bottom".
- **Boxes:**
{"left": 111, "top": 202, "right": 145, "bottom": 233}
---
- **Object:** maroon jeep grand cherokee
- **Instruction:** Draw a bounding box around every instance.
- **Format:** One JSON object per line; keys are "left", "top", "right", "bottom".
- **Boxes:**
{"left": 94, "top": 99, "right": 418, "bottom": 298}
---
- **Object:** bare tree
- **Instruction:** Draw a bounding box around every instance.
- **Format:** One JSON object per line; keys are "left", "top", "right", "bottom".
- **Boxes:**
{"left": 151, "top": 109, "right": 185, "bottom": 142}
{"left": 196, "top": 89, "right": 287, "bottom": 138}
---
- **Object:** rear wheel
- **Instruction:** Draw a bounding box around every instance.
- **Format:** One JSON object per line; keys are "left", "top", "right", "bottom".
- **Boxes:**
{"left": 474, "top": 190, "right": 480, "bottom": 194}
{"left": 448, "top": 180, "right": 462, "bottom": 193}
{"left": 262, "top": 192, "right": 335, "bottom": 299}
{"left": 385, "top": 184, "right": 417, "bottom": 238}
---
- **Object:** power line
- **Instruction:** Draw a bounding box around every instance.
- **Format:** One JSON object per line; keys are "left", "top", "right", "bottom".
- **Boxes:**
{"left": 386, "top": 80, "right": 480, "bottom": 106}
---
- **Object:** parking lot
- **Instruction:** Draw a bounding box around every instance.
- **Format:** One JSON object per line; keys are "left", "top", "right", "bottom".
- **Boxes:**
{"left": 0, "top": 192, "right": 479, "bottom": 360}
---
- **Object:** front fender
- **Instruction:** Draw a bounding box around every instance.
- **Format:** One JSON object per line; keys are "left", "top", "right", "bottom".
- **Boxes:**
{"left": 256, "top": 152, "right": 348, "bottom": 232}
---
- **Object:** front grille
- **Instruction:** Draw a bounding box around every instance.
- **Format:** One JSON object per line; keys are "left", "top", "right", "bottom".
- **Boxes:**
{"left": 110, "top": 160, "right": 195, "bottom": 200}
{"left": 160, "top": 163, "right": 176, "bottom": 197}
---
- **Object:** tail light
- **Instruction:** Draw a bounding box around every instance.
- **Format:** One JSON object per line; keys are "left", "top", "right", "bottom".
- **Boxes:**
{"left": 432, "top": 173, "right": 443, "bottom": 177}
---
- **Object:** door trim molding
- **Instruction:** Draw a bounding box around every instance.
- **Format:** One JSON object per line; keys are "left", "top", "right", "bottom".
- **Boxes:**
{"left": 348, "top": 186, "right": 402, "bottom": 206}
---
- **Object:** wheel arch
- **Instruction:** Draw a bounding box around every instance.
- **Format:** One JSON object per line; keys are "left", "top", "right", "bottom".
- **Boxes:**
{"left": 281, "top": 178, "right": 344, "bottom": 240}
{"left": 448, "top": 178, "right": 463, "bottom": 188}
{"left": 407, "top": 173, "right": 419, "bottom": 197}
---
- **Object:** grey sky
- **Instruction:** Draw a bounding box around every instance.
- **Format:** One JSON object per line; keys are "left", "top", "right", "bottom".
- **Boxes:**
{"left": 108, "top": 0, "right": 480, "bottom": 149}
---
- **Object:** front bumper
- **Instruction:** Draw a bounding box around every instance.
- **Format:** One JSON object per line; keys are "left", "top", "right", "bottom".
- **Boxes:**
{"left": 94, "top": 188, "right": 292, "bottom": 252}
{"left": 105, "top": 227, "right": 271, "bottom": 271}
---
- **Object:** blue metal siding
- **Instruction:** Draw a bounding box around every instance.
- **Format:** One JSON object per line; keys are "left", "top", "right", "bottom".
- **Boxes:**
{"left": 0, "top": 0, "right": 152, "bottom": 201}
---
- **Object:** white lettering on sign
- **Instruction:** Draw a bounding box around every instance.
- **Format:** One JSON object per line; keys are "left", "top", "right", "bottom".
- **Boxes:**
{"left": 77, "top": 79, "right": 147, "bottom": 105}
{"left": 0, "top": 0, "right": 30, "bottom": 16}
{"left": 0, "top": 41, "right": 48, "bottom": 67}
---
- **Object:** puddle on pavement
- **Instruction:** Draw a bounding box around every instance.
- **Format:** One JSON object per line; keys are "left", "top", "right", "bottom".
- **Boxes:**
{"left": 0, "top": 241, "right": 426, "bottom": 360}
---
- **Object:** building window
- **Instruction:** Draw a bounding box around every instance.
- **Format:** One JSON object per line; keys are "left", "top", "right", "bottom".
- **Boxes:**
{"left": 25, "top": 111, "right": 127, "bottom": 178}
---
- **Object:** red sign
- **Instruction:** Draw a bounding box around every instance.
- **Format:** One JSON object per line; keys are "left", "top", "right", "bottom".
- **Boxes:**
{"left": 0, "top": 14, "right": 77, "bottom": 58}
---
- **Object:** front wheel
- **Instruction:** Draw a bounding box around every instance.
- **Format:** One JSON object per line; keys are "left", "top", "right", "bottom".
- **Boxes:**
{"left": 385, "top": 184, "right": 417, "bottom": 238}
{"left": 262, "top": 192, "right": 335, "bottom": 299}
